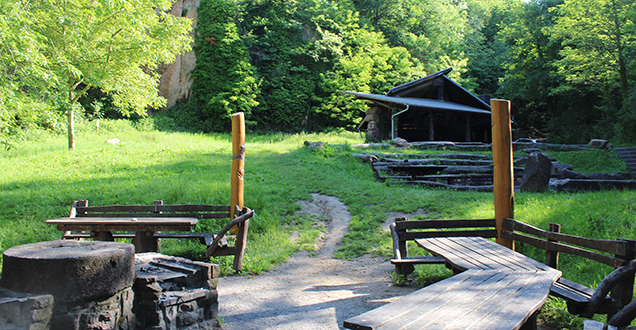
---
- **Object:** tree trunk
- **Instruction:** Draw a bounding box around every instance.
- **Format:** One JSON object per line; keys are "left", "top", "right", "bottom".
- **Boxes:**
{"left": 68, "top": 108, "right": 75, "bottom": 150}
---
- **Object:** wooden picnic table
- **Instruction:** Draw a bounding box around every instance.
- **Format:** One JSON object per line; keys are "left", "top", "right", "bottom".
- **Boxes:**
{"left": 46, "top": 217, "right": 198, "bottom": 253}
{"left": 344, "top": 236, "right": 561, "bottom": 330}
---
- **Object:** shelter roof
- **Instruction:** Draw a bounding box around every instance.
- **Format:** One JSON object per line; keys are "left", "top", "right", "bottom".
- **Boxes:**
{"left": 344, "top": 67, "right": 491, "bottom": 113}
{"left": 342, "top": 92, "right": 491, "bottom": 115}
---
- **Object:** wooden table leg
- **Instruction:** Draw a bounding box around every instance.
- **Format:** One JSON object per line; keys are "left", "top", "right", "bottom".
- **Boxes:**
{"left": 91, "top": 231, "right": 114, "bottom": 241}
{"left": 132, "top": 231, "right": 159, "bottom": 253}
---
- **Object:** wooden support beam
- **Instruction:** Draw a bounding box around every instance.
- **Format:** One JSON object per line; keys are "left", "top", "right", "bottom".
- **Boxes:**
{"left": 491, "top": 99, "right": 514, "bottom": 249}
{"left": 230, "top": 112, "right": 246, "bottom": 233}
{"left": 231, "top": 112, "right": 248, "bottom": 271}
{"left": 546, "top": 223, "right": 561, "bottom": 269}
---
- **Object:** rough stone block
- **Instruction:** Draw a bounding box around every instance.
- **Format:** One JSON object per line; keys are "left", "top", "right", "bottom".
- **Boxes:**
{"left": 1, "top": 240, "right": 135, "bottom": 305}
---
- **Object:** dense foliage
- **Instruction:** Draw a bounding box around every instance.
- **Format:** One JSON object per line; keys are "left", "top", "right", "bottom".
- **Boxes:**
{"left": 0, "top": 0, "right": 192, "bottom": 148}
{"left": 173, "top": 0, "right": 636, "bottom": 144}
{"left": 2, "top": 0, "right": 635, "bottom": 144}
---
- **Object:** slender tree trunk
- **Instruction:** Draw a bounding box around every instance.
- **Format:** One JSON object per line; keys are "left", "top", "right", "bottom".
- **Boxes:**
{"left": 68, "top": 108, "right": 75, "bottom": 150}
{"left": 68, "top": 88, "right": 76, "bottom": 150}
{"left": 610, "top": 0, "right": 628, "bottom": 105}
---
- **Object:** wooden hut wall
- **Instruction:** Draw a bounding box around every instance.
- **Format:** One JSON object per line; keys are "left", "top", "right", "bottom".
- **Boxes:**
{"left": 396, "top": 110, "right": 491, "bottom": 143}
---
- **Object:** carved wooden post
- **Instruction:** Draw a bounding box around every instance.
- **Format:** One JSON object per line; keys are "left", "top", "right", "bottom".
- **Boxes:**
{"left": 491, "top": 99, "right": 514, "bottom": 249}
{"left": 231, "top": 112, "right": 248, "bottom": 271}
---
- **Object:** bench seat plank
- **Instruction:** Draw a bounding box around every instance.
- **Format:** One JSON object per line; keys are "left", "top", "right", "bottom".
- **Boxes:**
{"left": 390, "top": 256, "right": 446, "bottom": 265}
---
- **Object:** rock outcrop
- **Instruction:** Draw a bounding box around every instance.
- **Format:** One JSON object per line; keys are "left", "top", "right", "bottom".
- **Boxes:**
{"left": 157, "top": 0, "right": 200, "bottom": 109}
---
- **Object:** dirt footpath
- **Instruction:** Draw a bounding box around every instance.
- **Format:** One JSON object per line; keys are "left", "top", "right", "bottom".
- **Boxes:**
{"left": 216, "top": 194, "right": 420, "bottom": 330}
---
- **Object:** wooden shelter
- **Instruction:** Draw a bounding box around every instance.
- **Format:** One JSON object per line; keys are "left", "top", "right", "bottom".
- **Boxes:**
{"left": 344, "top": 68, "right": 492, "bottom": 143}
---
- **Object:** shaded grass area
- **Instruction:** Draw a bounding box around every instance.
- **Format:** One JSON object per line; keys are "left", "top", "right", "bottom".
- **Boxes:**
{"left": 1, "top": 120, "right": 635, "bottom": 328}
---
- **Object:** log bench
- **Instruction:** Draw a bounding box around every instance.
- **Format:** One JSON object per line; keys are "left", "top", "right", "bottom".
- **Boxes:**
{"left": 46, "top": 200, "right": 253, "bottom": 271}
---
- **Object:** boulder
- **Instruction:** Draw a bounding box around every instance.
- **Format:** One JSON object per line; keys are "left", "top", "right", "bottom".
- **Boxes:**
{"left": 521, "top": 152, "right": 552, "bottom": 192}
{"left": 392, "top": 137, "right": 409, "bottom": 148}
{"left": 588, "top": 139, "right": 611, "bottom": 149}
{"left": 304, "top": 141, "right": 324, "bottom": 150}
{"left": 551, "top": 161, "right": 574, "bottom": 175}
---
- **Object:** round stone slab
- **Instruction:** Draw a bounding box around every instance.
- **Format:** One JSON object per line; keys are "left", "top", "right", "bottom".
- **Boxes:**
{"left": 0, "top": 240, "right": 135, "bottom": 304}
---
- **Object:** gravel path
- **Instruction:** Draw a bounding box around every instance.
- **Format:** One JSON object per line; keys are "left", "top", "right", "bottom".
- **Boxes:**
{"left": 216, "top": 194, "right": 420, "bottom": 330}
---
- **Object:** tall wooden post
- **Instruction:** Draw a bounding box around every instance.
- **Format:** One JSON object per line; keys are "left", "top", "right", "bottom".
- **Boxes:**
{"left": 231, "top": 112, "right": 245, "bottom": 231}
{"left": 491, "top": 99, "right": 514, "bottom": 249}
{"left": 230, "top": 112, "right": 248, "bottom": 271}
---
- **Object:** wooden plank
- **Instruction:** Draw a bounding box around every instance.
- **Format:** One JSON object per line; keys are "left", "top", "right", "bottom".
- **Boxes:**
{"left": 75, "top": 212, "right": 230, "bottom": 219}
{"left": 465, "top": 271, "right": 561, "bottom": 330}
{"left": 501, "top": 231, "right": 626, "bottom": 268}
{"left": 457, "top": 237, "right": 554, "bottom": 273}
{"left": 418, "top": 272, "right": 539, "bottom": 330}
{"left": 416, "top": 237, "right": 497, "bottom": 271}
{"left": 50, "top": 217, "right": 197, "bottom": 232}
{"left": 436, "top": 237, "right": 519, "bottom": 272}
{"left": 402, "top": 230, "right": 498, "bottom": 240}
{"left": 48, "top": 217, "right": 198, "bottom": 224}
{"left": 502, "top": 218, "right": 628, "bottom": 255}
{"left": 77, "top": 204, "right": 230, "bottom": 213}
{"left": 343, "top": 269, "right": 497, "bottom": 330}
{"left": 373, "top": 271, "right": 517, "bottom": 330}
{"left": 451, "top": 237, "right": 537, "bottom": 272}
{"left": 550, "top": 281, "right": 590, "bottom": 304}
{"left": 395, "top": 219, "right": 496, "bottom": 230}
{"left": 390, "top": 256, "right": 445, "bottom": 264}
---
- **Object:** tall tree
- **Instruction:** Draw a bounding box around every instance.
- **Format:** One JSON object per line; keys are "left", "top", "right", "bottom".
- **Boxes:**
{"left": 551, "top": 0, "right": 635, "bottom": 141}
{"left": 3, "top": 0, "right": 192, "bottom": 149}
{"left": 498, "top": 0, "right": 565, "bottom": 138}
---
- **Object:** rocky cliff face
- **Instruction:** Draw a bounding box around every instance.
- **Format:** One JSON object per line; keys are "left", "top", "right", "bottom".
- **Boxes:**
{"left": 158, "top": 0, "right": 199, "bottom": 108}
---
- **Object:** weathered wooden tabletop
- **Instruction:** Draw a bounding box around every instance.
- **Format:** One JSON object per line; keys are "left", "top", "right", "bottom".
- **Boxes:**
{"left": 46, "top": 217, "right": 198, "bottom": 232}
{"left": 415, "top": 236, "right": 556, "bottom": 273}
{"left": 344, "top": 236, "right": 561, "bottom": 330}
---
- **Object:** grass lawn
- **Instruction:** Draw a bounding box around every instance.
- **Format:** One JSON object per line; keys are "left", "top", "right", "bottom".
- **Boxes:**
{"left": 1, "top": 119, "right": 635, "bottom": 328}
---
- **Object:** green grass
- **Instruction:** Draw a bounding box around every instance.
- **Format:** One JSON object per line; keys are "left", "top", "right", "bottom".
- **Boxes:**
{"left": 2, "top": 119, "right": 636, "bottom": 329}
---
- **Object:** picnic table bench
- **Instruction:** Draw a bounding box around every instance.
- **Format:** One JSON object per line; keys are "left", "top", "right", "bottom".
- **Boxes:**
{"left": 345, "top": 217, "right": 636, "bottom": 330}
{"left": 345, "top": 237, "right": 561, "bottom": 330}
{"left": 46, "top": 200, "right": 253, "bottom": 271}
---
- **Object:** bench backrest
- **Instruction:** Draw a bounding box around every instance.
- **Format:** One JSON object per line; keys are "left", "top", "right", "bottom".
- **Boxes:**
{"left": 71, "top": 200, "right": 232, "bottom": 219}
{"left": 501, "top": 218, "right": 636, "bottom": 269}
{"left": 394, "top": 218, "right": 498, "bottom": 240}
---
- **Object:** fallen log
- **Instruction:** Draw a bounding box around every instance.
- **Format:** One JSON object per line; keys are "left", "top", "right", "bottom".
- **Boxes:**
{"left": 553, "top": 179, "right": 636, "bottom": 192}
{"left": 392, "top": 180, "right": 493, "bottom": 192}
{"left": 377, "top": 158, "right": 494, "bottom": 166}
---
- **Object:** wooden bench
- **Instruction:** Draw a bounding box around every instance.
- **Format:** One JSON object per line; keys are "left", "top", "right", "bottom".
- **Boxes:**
{"left": 345, "top": 236, "right": 561, "bottom": 330}
{"left": 378, "top": 216, "right": 636, "bottom": 328}
{"left": 389, "top": 217, "right": 497, "bottom": 275}
{"left": 501, "top": 218, "right": 636, "bottom": 320}
{"left": 47, "top": 200, "right": 253, "bottom": 271}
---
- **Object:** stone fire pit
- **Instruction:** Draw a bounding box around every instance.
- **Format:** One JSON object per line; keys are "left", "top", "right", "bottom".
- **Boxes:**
{"left": 0, "top": 240, "right": 220, "bottom": 330}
